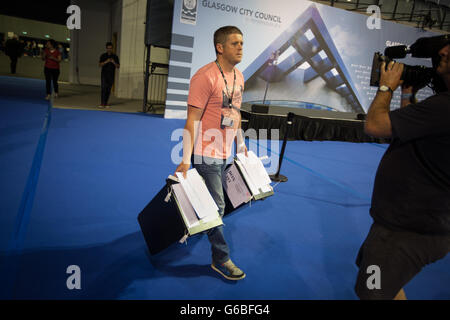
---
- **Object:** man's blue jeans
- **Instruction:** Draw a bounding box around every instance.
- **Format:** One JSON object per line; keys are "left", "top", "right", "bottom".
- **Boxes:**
{"left": 192, "top": 155, "right": 230, "bottom": 265}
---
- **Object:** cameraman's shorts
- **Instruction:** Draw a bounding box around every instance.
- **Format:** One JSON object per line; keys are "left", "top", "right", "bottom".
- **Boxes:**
{"left": 354, "top": 222, "right": 450, "bottom": 300}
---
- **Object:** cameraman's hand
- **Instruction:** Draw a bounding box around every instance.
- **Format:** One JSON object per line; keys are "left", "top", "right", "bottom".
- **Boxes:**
{"left": 175, "top": 162, "right": 190, "bottom": 179}
{"left": 380, "top": 61, "right": 404, "bottom": 92}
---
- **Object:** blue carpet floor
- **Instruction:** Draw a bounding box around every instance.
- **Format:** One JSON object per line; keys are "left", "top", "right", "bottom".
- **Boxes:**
{"left": 0, "top": 76, "right": 449, "bottom": 299}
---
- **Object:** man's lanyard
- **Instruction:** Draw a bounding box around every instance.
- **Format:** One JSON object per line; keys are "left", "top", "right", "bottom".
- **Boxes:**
{"left": 215, "top": 60, "right": 236, "bottom": 107}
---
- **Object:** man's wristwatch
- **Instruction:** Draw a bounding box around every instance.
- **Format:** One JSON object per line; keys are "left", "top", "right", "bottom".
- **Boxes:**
{"left": 378, "top": 85, "right": 393, "bottom": 94}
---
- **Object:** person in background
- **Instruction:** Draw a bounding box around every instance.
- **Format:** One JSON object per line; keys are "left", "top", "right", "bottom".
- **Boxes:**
{"left": 62, "top": 45, "right": 68, "bottom": 61}
{"left": 38, "top": 41, "right": 43, "bottom": 57}
{"left": 5, "top": 34, "right": 23, "bottom": 74}
{"left": 41, "top": 39, "right": 62, "bottom": 100}
{"left": 32, "top": 41, "right": 38, "bottom": 57}
{"left": 24, "top": 41, "right": 32, "bottom": 56}
{"left": 0, "top": 39, "right": 5, "bottom": 54}
{"left": 57, "top": 43, "right": 64, "bottom": 58}
{"left": 98, "top": 42, "right": 120, "bottom": 108}
{"left": 19, "top": 39, "right": 25, "bottom": 53}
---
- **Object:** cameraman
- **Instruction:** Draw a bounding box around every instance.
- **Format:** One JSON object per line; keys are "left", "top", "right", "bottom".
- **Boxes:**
{"left": 355, "top": 41, "right": 450, "bottom": 300}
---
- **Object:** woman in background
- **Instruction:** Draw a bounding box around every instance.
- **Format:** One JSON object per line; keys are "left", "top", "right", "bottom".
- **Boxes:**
{"left": 41, "top": 39, "right": 61, "bottom": 100}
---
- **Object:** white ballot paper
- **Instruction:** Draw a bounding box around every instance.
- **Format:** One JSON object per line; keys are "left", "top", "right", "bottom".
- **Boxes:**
{"left": 223, "top": 164, "right": 252, "bottom": 208}
{"left": 172, "top": 183, "right": 200, "bottom": 228}
{"left": 176, "top": 169, "right": 219, "bottom": 220}
{"left": 236, "top": 151, "right": 272, "bottom": 195}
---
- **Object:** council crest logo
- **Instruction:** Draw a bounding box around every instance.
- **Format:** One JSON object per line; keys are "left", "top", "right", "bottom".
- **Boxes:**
{"left": 181, "top": 0, "right": 198, "bottom": 25}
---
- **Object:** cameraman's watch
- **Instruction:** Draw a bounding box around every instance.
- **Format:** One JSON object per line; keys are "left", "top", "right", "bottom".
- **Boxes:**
{"left": 378, "top": 85, "right": 393, "bottom": 94}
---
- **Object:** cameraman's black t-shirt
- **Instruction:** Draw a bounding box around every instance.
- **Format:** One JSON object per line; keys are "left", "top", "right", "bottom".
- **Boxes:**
{"left": 99, "top": 53, "right": 120, "bottom": 77}
{"left": 370, "top": 92, "right": 450, "bottom": 235}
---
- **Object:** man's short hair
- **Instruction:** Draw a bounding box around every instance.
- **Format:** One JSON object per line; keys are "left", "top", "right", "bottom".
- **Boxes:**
{"left": 213, "top": 26, "right": 243, "bottom": 55}
{"left": 106, "top": 42, "right": 113, "bottom": 48}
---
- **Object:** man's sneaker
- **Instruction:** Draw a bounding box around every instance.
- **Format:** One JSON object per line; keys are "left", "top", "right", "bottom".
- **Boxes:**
{"left": 98, "top": 104, "right": 105, "bottom": 109}
{"left": 211, "top": 259, "right": 245, "bottom": 280}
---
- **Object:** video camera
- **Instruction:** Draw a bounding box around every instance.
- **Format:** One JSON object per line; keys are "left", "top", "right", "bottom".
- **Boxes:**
{"left": 370, "top": 34, "right": 449, "bottom": 93}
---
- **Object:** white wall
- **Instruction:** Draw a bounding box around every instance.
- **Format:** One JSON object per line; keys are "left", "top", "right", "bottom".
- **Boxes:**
{"left": 116, "top": 0, "right": 169, "bottom": 100}
{"left": 116, "top": 0, "right": 147, "bottom": 99}
{"left": 69, "top": 0, "right": 113, "bottom": 85}
{"left": 111, "top": 0, "right": 123, "bottom": 58}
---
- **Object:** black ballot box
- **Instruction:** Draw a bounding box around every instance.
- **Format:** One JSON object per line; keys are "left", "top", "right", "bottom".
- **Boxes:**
{"left": 138, "top": 176, "right": 224, "bottom": 256}
{"left": 137, "top": 184, "right": 186, "bottom": 255}
{"left": 223, "top": 152, "right": 274, "bottom": 210}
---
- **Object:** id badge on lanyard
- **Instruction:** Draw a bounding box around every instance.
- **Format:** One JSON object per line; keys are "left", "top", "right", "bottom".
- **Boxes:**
{"left": 221, "top": 90, "right": 235, "bottom": 129}
{"left": 216, "top": 61, "right": 236, "bottom": 129}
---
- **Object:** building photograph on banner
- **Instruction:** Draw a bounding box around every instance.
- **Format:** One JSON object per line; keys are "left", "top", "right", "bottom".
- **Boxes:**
{"left": 164, "top": 0, "right": 438, "bottom": 119}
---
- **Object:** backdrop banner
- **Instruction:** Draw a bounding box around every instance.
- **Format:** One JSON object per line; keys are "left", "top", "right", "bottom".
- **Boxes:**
{"left": 164, "top": 0, "right": 438, "bottom": 119}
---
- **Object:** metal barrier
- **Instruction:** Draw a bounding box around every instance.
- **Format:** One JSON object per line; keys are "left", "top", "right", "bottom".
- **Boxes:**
{"left": 145, "top": 63, "right": 169, "bottom": 112}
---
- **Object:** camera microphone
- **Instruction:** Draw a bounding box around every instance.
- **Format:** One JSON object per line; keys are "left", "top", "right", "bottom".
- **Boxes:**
{"left": 410, "top": 35, "right": 449, "bottom": 58}
{"left": 384, "top": 45, "right": 409, "bottom": 59}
